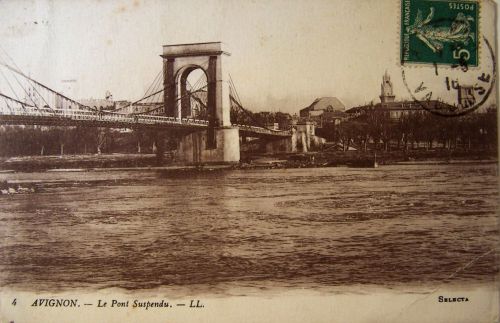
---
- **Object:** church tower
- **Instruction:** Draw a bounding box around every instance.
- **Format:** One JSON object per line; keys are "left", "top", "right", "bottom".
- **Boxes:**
{"left": 380, "top": 70, "right": 396, "bottom": 103}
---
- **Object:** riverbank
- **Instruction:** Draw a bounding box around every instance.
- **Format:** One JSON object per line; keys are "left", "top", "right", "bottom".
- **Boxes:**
{"left": 0, "top": 154, "right": 160, "bottom": 172}
{"left": 0, "top": 149, "right": 497, "bottom": 172}
{"left": 265, "top": 149, "right": 498, "bottom": 168}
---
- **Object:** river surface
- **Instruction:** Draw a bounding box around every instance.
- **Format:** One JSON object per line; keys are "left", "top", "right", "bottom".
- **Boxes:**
{"left": 0, "top": 163, "right": 497, "bottom": 293}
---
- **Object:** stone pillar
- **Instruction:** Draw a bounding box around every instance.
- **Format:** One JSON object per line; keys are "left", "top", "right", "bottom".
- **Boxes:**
{"left": 96, "top": 127, "right": 106, "bottom": 154}
{"left": 215, "top": 54, "right": 232, "bottom": 127}
{"left": 301, "top": 132, "right": 308, "bottom": 153}
{"left": 180, "top": 73, "right": 190, "bottom": 118}
{"left": 291, "top": 128, "right": 297, "bottom": 153}
{"left": 153, "top": 132, "right": 163, "bottom": 164}
{"left": 164, "top": 58, "right": 176, "bottom": 117}
{"left": 207, "top": 56, "right": 217, "bottom": 148}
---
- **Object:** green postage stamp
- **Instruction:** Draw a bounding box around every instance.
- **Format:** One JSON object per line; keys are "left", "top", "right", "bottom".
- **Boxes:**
{"left": 401, "top": 0, "right": 479, "bottom": 66}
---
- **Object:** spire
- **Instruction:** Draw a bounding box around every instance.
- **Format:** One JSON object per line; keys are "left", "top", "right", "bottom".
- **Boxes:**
{"left": 380, "top": 70, "right": 395, "bottom": 103}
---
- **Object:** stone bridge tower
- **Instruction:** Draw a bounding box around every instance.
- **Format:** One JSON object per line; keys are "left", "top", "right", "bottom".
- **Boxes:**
{"left": 161, "top": 42, "right": 239, "bottom": 164}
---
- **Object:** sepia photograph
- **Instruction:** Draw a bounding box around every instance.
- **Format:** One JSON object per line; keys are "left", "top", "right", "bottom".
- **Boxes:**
{"left": 0, "top": 0, "right": 498, "bottom": 322}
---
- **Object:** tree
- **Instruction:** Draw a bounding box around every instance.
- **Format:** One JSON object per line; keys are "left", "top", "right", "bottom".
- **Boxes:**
{"left": 364, "top": 106, "right": 391, "bottom": 150}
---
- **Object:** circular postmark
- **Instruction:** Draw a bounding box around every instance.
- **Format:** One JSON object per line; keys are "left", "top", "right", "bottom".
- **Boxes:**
{"left": 399, "top": 0, "right": 496, "bottom": 117}
{"left": 401, "top": 36, "right": 495, "bottom": 117}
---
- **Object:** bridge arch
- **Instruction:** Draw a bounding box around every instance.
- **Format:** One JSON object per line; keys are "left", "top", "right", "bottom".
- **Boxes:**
{"left": 175, "top": 64, "right": 208, "bottom": 119}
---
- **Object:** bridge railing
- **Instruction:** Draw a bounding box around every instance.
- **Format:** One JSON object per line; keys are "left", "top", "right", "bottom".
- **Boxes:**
{"left": 235, "top": 123, "right": 291, "bottom": 136}
{"left": 0, "top": 104, "right": 289, "bottom": 136}
{"left": 0, "top": 104, "right": 210, "bottom": 126}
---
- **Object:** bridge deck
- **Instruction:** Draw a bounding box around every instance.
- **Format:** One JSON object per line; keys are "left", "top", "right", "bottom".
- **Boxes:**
{"left": 0, "top": 107, "right": 291, "bottom": 138}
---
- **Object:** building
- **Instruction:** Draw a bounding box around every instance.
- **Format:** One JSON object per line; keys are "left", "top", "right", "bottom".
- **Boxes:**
{"left": 116, "top": 101, "right": 164, "bottom": 115}
{"left": 457, "top": 86, "right": 475, "bottom": 108}
{"left": 346, "top": 71, "right": 451, "bottom": 120}
{"left": 78, "top": 98, "right": 115, "bottom": 111}
{"left": 299, "top": 97, "right": 347, "bottom": 127}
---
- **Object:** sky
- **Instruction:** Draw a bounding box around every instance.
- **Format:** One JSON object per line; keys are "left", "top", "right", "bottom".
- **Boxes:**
{"left": 0, "top": 0, "right": 497, "bottom": 114}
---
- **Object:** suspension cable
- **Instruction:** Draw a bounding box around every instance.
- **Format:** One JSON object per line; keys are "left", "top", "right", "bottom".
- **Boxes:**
{"left": 126, "top": 85, "right": 208, "bottom": 116}
{"left": 0, "top": 61, "right": 96, "bottom": 112}
{"left": 0, "top": 67, "right": 25, "bottom": 110}
{"left": 0, "top": 50, "right": 53, "bottom": 111}
{"left": 0, "top": 92, "right": 35, "bottom": 107}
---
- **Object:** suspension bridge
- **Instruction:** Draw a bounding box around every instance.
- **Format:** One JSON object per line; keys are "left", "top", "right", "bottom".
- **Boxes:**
{"left": 0, "top": 42, "right": 295, "bottom": 164}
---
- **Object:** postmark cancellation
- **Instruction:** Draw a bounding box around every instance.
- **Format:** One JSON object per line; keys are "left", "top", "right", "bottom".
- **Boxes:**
{"left": 399, "top": 0, "right": 495, "bottom": 116}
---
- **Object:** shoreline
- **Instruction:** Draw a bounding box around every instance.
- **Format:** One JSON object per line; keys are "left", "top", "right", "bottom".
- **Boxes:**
{"left": 1, "top": 155, "right": 496, "bottom": 193}
{"left": 0, "top": 159, "right": 498, "bottom": 175}
{"left": 0, "top": 151, "right": 497, "bottom": 173}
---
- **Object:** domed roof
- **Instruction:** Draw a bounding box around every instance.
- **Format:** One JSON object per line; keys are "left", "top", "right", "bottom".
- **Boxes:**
{"left": 303, "top": 97, "right": 346, "bottom": 112}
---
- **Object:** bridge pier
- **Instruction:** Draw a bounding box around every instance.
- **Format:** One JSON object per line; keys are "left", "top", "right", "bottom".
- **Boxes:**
{"left": 96, "top": 127, "right": 106, "bottom": 155}
{"left": 153, "top": 131, "right": 165, "bottom": 164}
{"left": 294, "top": 122, "right": 325, "bottom": 152}
{"left": 262, "top": 134, "right": 296, "bottom": 154}
{"left": 177, "top": 127, "right": 240, "bottom": 164}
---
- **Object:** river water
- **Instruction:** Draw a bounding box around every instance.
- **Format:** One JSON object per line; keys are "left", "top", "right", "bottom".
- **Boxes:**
{"left": 0, "top": 162, "right": 497, "bottom": 293}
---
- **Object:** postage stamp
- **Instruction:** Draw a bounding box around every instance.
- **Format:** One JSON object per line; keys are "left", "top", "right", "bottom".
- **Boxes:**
{"left": 401, "top": 35, "right": 495, "bottom": 116}
{"left": 401, "top": 0, "right": 479, "bottom": 67}
{"left": 399, "top": 0, "right": 495, "bottom": 117}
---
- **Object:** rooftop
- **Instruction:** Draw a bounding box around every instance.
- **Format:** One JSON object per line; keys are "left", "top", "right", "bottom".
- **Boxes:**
{"left": 301, "top": 97, "right": 346, "bottom": 113}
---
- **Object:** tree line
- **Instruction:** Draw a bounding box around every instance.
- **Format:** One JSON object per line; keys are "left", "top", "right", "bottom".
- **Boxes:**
{"left": 317, "top": 106, "right": 497, "bottom": 152}
{"left": 0, "top": 126, "right": 167, "bottom": 157}
{"left": 0, "top": 106, "right": 496, "bottom": 157}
